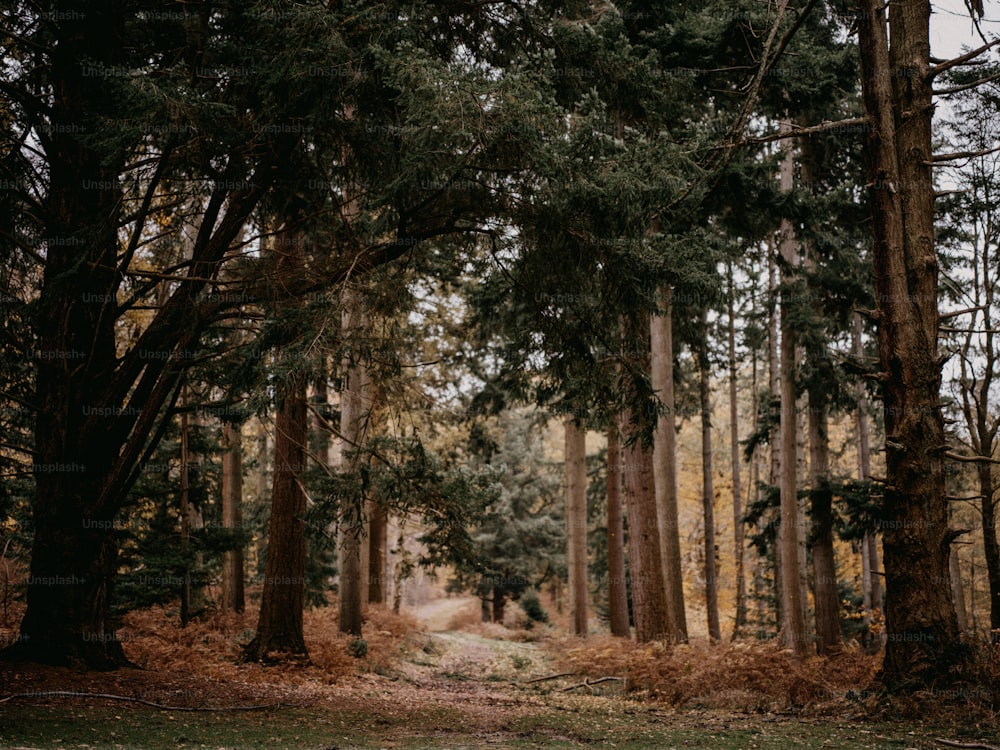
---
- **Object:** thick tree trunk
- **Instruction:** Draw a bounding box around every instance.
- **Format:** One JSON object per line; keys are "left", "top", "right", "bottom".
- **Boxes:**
{"left": 809, "top": 402, "right": 841, "bottom": 655}
{"left": 221, "top": 420, "right": 245, "bottom": 613}
{"left": 4, "top": 0, "right": 130, "bottom": 668}
{"left": 620, "top": 312, "right": 668, "bottom": 643}
{"left": 778, "top": 124, "right": 807, "bottom": 657}
{"left": 698, "top": 311, "right": 722, "bottom": 642}
{"left": 606, "top": 425, "right": 631, "bottom": 637}
{"left": 565, "top": 416, "right": 589, "bottom": 636}
{"left": 857, "top": 0, "right": 967, "bottom": 690}
{"left": 244, "top": 223, "right": 309, "bottom": 662}
{"left": 727, "top": 265, "right": 747, "bottom": 639}
{"left": 651, "top": 289, "right": 689, "bottom": 642}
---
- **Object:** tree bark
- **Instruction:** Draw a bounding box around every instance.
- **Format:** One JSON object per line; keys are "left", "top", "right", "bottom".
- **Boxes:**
{"left": 651, "top": 289, "right": 689, "bottom": 642}
{"left": 368, "top": 500, "right": 388, "bottom": 605}
{"left": 606, "top": 425, "right": 631, "bottom": 637}
{"left": 565, "top": 416, "right": 588, "bottom": 636}
{"left": 244, "top": 222, "right": 309, "bottom": 662}
{"left": 778, "top": 123, "right": 807, "bottom": 657}
{"left": 697, "top": 309, "right": 722, "bottom": 642}
{"left": 221, "top": 420, "right": 245, "bottom": 613}
{"left": 620, "top": 314, "right": 669, "bottom": 643}
{"left": 727, "top": 264, "right": 747, "bottom": 639}
{"left": 809, "top": 401, "right": 841, "bottom": 655}
{"left": 857, "top": 0, "right": 968, "bottom": 690}
{"left": 3, "top": 0, "right": 131, "bottom": 669}
{"left": 853, "top": 313, "right": 883, "bottom": 644}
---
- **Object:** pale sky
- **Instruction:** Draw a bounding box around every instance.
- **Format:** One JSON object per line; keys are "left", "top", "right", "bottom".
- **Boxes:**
{"left": 931, "top": 0, "right": 999, "bottom": 58}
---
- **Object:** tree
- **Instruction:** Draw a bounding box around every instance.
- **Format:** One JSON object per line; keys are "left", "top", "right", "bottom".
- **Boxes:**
{"left": 777, "top": 126, "right": 808, "bottom": 657}
{"left": 651, "top": 290, "right": 689, "bottom": 643}
{"left": 244, "top": 219, "right": 309, "bottom": 663}
{"left": 938, "top": 67, "right": 1000, "bottom": 639}
{"left": 565, "top": 416, "right": 589, "bottom": 636}
{"left": 620, "top": 313, "right": 669, "bottom": 643}
{"left": 605, "top": 425, "right": 631, "bottom": 637}
{"left": 220, "top": 419, "right": 245, "bottom": 613}
{"left": 855, "top": 0, "right": 979, "bottom": 691}
{"left": 726, "top": 264, "right": 748, "bottom": 638}
{"left": 696, "top": 308, "right": 722, "bottom": 641}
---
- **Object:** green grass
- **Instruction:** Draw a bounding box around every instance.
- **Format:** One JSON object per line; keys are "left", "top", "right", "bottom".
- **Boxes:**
{"left": 2, "top": 703, "right": 995, "bottom": 749}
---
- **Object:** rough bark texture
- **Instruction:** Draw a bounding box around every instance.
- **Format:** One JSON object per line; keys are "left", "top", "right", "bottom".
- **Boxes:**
{"left": 698, "top": 311, "right": 721, "bottom": 642}
{"left": 2, "top": 0, "right": 128, "bottom": 670}
{"left": 650, "top": 290, "right": 689, "bottom": 642}
{"left": 620, "top": 314, "right": 668, "bottom": 643}
{"left": 244, "top": 224, "right": 309, "bottom": 662}
{"left": 221, "top": 420, "right": 245, "bottom": 613}
{"left": 606, "top": 426, "right": 631, "bottom": 637}
{"left": 565, "top": 417, "right": 589, "bottom": 636}
{"left": 857, "top": 0, "right": 968, "bottom": 690}
{"left": 778, "top": 124, "right": 807, "bottom": 657}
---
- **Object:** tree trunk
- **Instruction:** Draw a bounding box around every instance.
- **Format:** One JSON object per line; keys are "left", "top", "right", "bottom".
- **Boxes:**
{"left": 338, "top": 285, "right": 370, "bottom": 637}
{"left": 221, "top": 420, "right": 245, "bottom": 613}
{"left": 606, "top": 425, "right": 631, "bottom": 637}
{"left": 727, "top": 264, "right": 747, "bottom": 639}
{"left": 778, "top": 123, "right": 807, "bottom": 657}
{"left": 950, "top": 549, "right": 969, "bottom": 634}
{"left": 857, "top": 0, "right": 968, "bottom": 690}
{"left": 244, "top": 222, "right": 309, "bottom": 663}
{"left": 565, "top": 416, "right": 588, "bottom": 636}
{"left": 620, "top": 313, "right": 668, "bottom": 643}
{"left": 368, "top": 501, "right": 388, "bottom": 605}
{"left": 767, "top": 238, "right": 783, "bottom": 635}
{"left": 4, "top": 0, "right": 130, "bottom": 669}
{"left": 853, "top": 313, "right": 883, "bottom": 644}
{"left": 809, "top": 401, "right": 841, "bottom": 655}
{"left": 651, "top": 289, "right": 689, "bottom": 642}
{"left": 493, "top": 588, "right": 506, "bottom": 623}
{"left": 698, "top": 310, "right": 722, "bottom": 642}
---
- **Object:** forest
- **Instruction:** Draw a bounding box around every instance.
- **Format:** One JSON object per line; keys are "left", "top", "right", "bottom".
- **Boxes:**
{"left": 2, "top": 0, "right": 1000, "bottom": 747}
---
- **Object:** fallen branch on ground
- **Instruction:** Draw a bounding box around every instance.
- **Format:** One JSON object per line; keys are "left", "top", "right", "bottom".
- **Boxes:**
{"left": 935, "top": 739, "right": 1000, "bottom": 750}
{"left": 522, "top": 672, "right": 578, "bottom": 684}
{"left": 0, "top": 691, "right": 286, "bottom": 712}
{"left": 561, "top": 676, "right": 625, "bottom": 693}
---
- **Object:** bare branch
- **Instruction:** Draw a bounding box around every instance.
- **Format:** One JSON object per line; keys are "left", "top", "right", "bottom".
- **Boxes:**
{"left": 929, "top": 39, "right": 1000, "bottom": 78}
{"left": 739, "top": 117, "right": 869, "bottom": 146}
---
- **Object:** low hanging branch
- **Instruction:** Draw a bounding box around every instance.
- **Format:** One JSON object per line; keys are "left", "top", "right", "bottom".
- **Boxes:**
{"left": 0, "top": 691, "right": 287, "bottom": 712}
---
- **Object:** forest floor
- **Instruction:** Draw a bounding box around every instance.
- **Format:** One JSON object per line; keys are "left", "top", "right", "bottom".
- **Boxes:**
{"left": 1, "top": 597, "right": 998, "bottom": 749}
